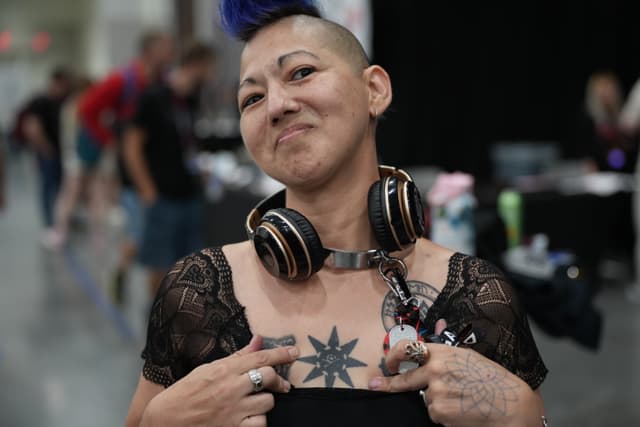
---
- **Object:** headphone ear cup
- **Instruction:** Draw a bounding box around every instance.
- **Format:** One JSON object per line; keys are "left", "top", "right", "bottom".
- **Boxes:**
{"left": 368, "top": 179, "right": 402, "bottom": 252}
{"left": 253, "top": 208, "right": 326, "bottom": 281}
{"left": 404, "top": 180, "right": 426, "bottom": 239}
{"left": 278, "top": 208, "right": 326, "bottom": 278}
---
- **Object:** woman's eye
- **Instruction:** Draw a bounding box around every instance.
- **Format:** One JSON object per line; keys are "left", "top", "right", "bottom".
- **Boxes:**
{"left": 292, "top": 67, "right": 315, "bottom": 81}
{"left": 241, "top": 94, "right": 263, "bottom": 111}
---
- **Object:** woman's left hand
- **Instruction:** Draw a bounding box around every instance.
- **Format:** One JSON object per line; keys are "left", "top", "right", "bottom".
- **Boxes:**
{"left": 368, "top": 320, "right": 543, "bottom": 427}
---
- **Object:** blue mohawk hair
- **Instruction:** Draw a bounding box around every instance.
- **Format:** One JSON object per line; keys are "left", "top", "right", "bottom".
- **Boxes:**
{"left": 220, "top": 0, "right": 321, "bottom": 41}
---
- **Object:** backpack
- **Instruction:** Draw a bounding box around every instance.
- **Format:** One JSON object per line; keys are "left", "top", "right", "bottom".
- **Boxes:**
{"left": 118, "top": 64, "right": 140, "bottom": 121}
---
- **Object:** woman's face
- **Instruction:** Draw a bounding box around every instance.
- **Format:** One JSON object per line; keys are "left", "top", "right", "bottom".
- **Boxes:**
{"left": 237, "top": 18, "right": 373, "bottom": 189}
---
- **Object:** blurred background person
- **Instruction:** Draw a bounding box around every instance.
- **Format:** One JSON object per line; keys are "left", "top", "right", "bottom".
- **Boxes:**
{"left": 76, "top": 30, "right": 175, "bottom": 303}
{"left": 573, "top": 71, "right": 636, "bottom": 173}
{"left": 51, "top": 76, "right": 93, "bottom": 247}
{"left": 21, "top": 67, "right": 72, "bottom": 248}
{"left": 124, "top": 41, "right": 216, "bottom": 297}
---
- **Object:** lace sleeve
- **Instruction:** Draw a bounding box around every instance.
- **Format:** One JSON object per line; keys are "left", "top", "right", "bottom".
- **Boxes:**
{"left": 428, "top": 254, "right": 548, "bottom": 389}
{"left": 141, "top": 247, "right": 252, "bottom": 387}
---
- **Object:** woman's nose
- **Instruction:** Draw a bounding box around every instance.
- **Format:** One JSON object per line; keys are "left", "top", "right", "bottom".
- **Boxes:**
{"left": 267, "top": 83, "right": 301, "bottom": 125}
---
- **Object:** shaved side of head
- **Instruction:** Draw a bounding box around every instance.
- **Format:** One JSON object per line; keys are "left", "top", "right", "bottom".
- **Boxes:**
{"left": 298, "top": 15, "right": 370, "bottom": 71}
{"left": 249, "top": 14, "right": 370, "bottom": 72}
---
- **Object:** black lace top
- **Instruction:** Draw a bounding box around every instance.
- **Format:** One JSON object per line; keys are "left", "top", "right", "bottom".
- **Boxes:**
{"left": 142, "top": 247, "right": 547, "bottom": 425}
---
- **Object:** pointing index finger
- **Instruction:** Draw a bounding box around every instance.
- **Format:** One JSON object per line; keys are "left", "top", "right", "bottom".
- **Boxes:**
{"left": 234, "top": 345, "right": 299, "bottom": 373}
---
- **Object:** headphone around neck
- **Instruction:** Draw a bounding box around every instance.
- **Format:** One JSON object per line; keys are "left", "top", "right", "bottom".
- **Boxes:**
{"left": 245, "top": 165, "right": 425, "bottom": 281}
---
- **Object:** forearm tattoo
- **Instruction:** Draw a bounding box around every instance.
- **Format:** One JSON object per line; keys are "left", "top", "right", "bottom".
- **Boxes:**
{"left": 443, "top": 352, "right": 520, "bottom": 418}
{"left": 381, "top": 280, "right": 440, "bottom": 331}
{"left": 262, "top": 334, "right": 297, "bottom": 379}
{"left": 299, "top": 326, "right": 367, "bottom": 387}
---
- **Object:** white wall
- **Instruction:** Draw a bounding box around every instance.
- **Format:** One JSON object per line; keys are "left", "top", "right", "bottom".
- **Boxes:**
{"left": 0, "top": 0, "right": 174, "bottom": 129}
{"left": 84, "top": 0, "right": 174, "bottom": 77}
{"left": 0, "top": 0, "right": 88, "bottom": 128}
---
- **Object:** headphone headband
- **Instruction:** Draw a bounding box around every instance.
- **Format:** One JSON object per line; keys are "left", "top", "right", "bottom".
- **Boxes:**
{"left": 378, "top": 164, "right": 412, "bottom": 182}
{"left": 246, "top": 189, "right": 286, "bottom": 239}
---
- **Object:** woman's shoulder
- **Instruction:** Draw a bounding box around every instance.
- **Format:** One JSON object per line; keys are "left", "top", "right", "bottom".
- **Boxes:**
{"left": 447, "top": 252, "right": 509, "bottom": 288}
{"left": 162, "top": 246, "right": 231, "bottom": 291}
{"left": 155, "top": 245, "right": 247, "bottom": 320}
{"left": 417, "top": 240, "right": 518, "bottom": 320}
{"left": 418, "top": 242, "right": 548, "bottom": 389}
{"left": 439, "top": 249, "right": 518, "bottom": 311}
{"left": 220, "top": 240, "right": 253, "bottom": 263}
{"left": 142, "top": 245, "right": 253, "bottom": 386}
{"left": 447, "top": 253, "right": 548, "bottom": 389}
{"left": 432, "top": 249, "right": 527, "bottom": 334}
{"left": 158, "top": 241, "right": 257, "bottom": 310}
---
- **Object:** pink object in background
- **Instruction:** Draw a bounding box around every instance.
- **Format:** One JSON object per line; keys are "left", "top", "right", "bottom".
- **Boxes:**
{"left": 427, "top": 172, "right": 476, "bottom": 255}
{"left": 427, "top": 172, "right": 475, "bottom": 207}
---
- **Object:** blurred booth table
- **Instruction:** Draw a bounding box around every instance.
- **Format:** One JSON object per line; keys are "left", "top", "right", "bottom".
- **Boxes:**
{"left": 523, "top": 190, "right": 633, "bottom": 280}
{"left": 481, "top": 172, "right": 635, "bottom": 286}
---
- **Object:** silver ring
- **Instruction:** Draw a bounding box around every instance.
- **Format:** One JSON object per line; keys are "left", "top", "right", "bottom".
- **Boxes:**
{"left": 405, "top": 341, "right": 428, "bottom": 366}
{"left": 248, "top": 369, "right": 263, "bottom": 393}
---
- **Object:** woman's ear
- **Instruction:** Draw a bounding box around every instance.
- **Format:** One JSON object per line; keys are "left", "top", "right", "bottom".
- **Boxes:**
{"left": 364, "top": 65, "right": 392, "bottom": 118}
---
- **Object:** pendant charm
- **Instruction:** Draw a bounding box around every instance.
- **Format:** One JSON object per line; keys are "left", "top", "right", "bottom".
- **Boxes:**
{"left": 385, "top": 324, "right": 420, "bottom": 373}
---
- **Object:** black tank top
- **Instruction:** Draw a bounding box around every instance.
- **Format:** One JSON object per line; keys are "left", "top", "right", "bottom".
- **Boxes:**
{"left": 269, "top": 388, "right": 434, "bottom": 426}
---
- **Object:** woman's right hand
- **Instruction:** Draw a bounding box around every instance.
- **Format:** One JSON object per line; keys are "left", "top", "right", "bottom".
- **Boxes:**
{"left": 140, "top": 335, "right": 298, "bottom": 427}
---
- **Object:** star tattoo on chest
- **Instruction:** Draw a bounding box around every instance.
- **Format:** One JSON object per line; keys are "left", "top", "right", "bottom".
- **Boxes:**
{"left": 298, "top": 326, "right": 367, "bottom": 387}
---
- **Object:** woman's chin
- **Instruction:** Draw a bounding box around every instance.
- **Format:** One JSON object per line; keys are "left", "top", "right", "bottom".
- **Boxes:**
{"left": 268, "top": 160, "right": 334, "bottom": 192}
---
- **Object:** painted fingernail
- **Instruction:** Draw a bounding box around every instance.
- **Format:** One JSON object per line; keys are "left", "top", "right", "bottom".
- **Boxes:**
{"left": 368, "top": 377, "right": 383, "bottom": 390}
{"left": 287, "top": 346, "right": 299, "bottom": 357}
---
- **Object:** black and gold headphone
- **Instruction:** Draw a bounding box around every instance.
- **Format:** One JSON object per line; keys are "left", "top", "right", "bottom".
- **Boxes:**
{"left": 245, "top": 165, "right": 425, "bottom": 281}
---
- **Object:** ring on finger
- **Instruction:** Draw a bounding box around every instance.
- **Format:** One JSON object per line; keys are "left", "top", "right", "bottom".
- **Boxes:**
{"left": 247, "top": 369, "right": 264, "bottom": 393}
{"left": 405, "top": 340, "right": 428, "bottom": 366}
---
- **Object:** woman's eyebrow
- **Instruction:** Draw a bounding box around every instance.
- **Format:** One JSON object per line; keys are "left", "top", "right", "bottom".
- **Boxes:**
{"left": 238, "top": 76, "right": 257, "bottom": 90}
{"left": 277, "top": 50, "right": 319, "bottom": 68}
{"left": 239, "top": 50, "right": 319, "bottom": 90}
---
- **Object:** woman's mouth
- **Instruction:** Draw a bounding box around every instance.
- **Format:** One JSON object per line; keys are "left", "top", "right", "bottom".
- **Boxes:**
{"left": 276, "top": 124, "right": 313, "bottom": 144}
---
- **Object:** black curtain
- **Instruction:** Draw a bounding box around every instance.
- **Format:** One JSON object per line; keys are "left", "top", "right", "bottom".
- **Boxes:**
{"left": 371, "top": 0, "right": 640, "bottom": 179}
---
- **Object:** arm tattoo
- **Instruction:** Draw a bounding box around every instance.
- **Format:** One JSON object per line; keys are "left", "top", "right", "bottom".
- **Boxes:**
{"left": 298, "top": 326, "right": 367, "bottom": 387}
{"left": 443, "top": 352, "right": 520, "bottom": 418}
{"left": 381, "top": 280, "right": 440, "bottom": 331}
{"left": 262, "top": 334, "right": 296, "bottom": 380}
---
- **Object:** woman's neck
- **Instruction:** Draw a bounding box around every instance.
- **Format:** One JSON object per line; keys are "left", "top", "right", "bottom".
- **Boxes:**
{"left": 285, "top": 154, "right": 381, "bottom": 251}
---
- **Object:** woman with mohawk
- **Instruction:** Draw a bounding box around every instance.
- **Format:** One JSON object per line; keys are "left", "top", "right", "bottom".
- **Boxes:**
{"left": 126, "top": 1, "right": 548, "bottom": 426}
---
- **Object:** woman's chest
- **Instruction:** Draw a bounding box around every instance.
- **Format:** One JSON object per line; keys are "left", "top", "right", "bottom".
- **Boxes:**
{"left": 242, "top": 283, "right": 442, "bottom": 389}
{"left": 254, "top": 302, "right": 391, "bottom": 389}
{"left": 226, "top": 244, "right": 449, "bottom": 389}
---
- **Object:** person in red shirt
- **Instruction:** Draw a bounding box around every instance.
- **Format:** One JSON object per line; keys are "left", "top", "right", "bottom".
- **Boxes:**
{"left": 78, "top": 31, "right": 174, "bottom": 153}
{"left": 75, "top": 30, "right": 175, "bottom": 302}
